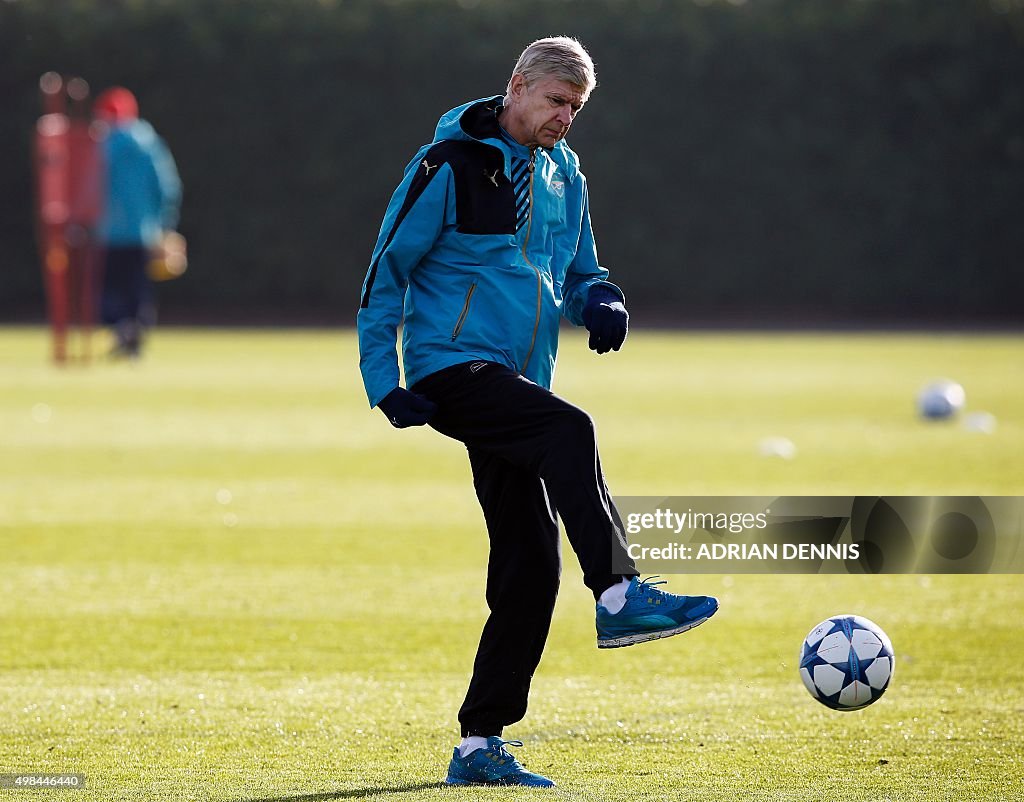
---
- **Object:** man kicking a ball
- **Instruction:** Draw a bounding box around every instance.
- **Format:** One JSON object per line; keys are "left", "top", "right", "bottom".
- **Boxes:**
{"left": 357, "top": 36, "right": 719, "bottom": 788}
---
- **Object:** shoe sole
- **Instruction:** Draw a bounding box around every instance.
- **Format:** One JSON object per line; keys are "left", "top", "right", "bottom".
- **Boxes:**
{"left": 444, "top": 777, "right": 555, "bottom": 788}
{"left": 597, "top": 605, "right": 719, "bottom": 649}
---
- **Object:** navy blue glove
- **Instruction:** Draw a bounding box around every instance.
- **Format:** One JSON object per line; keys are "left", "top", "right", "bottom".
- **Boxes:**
{"left": 377, "top": 387, "right": 438, "bottom": 429}
{"left": 582, "top": 285, "right": 628, "bottom": 354}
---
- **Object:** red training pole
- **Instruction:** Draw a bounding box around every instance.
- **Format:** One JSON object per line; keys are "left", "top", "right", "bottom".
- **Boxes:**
{"left": 34, "top": 72, "right": 71, "bottom": 364}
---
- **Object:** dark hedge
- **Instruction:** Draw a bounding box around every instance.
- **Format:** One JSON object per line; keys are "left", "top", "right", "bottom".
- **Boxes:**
{"left": 2, "top": 0, "right": 1022, "bottom": 324}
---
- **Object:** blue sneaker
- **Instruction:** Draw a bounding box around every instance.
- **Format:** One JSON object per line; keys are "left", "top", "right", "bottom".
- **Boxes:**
{"left": 444, "top": 737, "right": 555, "bottom": 788}
{"left": 596, "top": 576, "right": 719, "bottom": 649}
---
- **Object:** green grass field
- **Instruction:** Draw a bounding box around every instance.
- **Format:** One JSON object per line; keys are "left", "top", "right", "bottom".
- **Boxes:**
{"left": 1, "top": 326, "right": 1022, "bottom": 801}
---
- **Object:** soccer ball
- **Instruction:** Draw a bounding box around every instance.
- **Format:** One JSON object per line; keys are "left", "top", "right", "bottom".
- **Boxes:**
{"left": 799, "top": 615, "right": 895, "bottom": 711}
{"left": 917, "top": 379, "right": 966, "bottom": 419}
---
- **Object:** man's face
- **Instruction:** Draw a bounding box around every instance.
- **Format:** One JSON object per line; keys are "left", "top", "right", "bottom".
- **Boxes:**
{"left": 507, "top": 75, "right": 586, "bottom": 149}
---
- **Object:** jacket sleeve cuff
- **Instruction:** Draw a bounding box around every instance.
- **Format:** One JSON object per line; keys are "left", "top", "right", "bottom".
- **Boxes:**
{"left": 587, "top": 282, "right": 625, "bottom": 305}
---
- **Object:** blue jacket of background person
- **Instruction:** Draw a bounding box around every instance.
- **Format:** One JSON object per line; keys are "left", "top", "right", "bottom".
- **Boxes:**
{"left": 357, "top": 95, "right": 624, "bottom": 408}
{"left": 97, "top": 119, "right": 182, "bottom": 247}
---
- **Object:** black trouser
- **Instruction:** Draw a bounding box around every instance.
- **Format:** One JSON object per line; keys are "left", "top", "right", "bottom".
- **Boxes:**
{"left": 411, "top": 361, "right": 637, "bottom": 737}
{"left": 100, "top": 246, "right": 154, "bottom": 327}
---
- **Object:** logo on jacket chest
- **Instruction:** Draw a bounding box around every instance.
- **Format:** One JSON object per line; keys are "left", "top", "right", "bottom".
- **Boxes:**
{"left": 540, "top": 162, "right": 565, "bottom": 199}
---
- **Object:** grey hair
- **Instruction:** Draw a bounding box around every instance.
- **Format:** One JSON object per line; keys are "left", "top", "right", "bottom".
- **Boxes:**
{"left": 507, "top": 36, "right": 597, "bottom": 100}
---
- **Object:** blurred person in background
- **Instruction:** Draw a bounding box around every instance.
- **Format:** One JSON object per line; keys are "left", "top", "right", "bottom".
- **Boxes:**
{"left": 357, "top": 37, "right": 719, "bottom": 787}
{"left": 94, "top": 87, "right": 181, "bottom": 358}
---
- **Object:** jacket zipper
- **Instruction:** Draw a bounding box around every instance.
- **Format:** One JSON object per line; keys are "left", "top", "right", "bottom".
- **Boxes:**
{"left": 520, "top": 147, "right": 542, "bottom": 373}
{"left": 451, "top": 282, "right": 477, "bottom": 341}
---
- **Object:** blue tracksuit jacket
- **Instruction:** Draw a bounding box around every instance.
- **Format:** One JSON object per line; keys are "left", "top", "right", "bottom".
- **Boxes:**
{"left": 357, "top": 96, "right": 623, "bottom": 408}
{"left": 97, "top": 119, "right": 182, "bottom": 247}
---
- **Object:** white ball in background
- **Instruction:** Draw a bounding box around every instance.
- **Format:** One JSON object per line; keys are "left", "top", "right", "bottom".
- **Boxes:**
{"left": 963, "top": 411, "right": 997, "bottom": 433}
{"left": 916, "top": 379, "right": 966, "bottom": 420}
{"left": 758, "top": 436, "right": 797, "bottom": 459}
